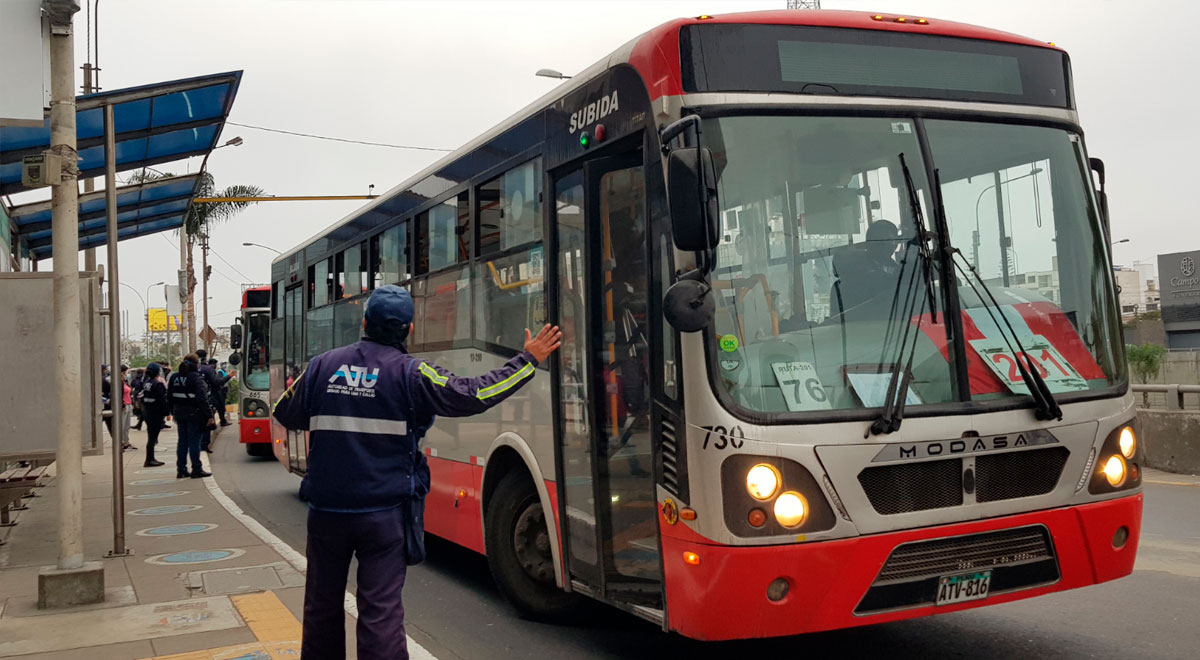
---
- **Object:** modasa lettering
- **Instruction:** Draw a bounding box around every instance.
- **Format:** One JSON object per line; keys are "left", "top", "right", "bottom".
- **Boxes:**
{"left": 569, "top": 91, "right": 619, "bottom": 134}
{"left": 897, "top": 435, "right": 1029, "bottom": 459}
{"left": 873, "top": 431, "right": 1057, "bottom": 462}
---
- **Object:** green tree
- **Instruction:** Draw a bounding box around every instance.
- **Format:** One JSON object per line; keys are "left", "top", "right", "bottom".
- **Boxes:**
{"left": 130, "top": 170, "right": 263, "bottom": 352}
{"left": 1126, "top": 343, "right": 1168, "bottom": 407}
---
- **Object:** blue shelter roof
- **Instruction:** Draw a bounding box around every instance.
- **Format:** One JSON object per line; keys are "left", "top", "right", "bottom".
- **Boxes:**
{"left": 0, "top": 71, "right": 242, "bottom": 196}
{"left": 9, "top": 174, "right": 201, "bottom": 259}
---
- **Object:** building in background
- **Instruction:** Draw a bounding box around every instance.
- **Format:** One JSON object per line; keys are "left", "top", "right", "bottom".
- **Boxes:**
{"left": 1113, "top": 261, "right": 1160, "bottom": 321}
{"left": 1158, "top": 250, "right": 1200, "bottom": 349}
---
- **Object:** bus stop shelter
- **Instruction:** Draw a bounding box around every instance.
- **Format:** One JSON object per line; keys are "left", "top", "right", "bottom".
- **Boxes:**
{"left": 0, "top": 70, "right": 242, "bottom": 558}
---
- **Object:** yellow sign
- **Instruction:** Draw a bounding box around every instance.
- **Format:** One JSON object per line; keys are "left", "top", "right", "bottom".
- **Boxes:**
{"left": 148, "top": 308, "right": 180, "bottom": 332}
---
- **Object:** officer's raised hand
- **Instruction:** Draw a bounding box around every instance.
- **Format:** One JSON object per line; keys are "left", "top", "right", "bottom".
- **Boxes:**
{"left": 524, "top": 324, "right": 563, "bottom": 363}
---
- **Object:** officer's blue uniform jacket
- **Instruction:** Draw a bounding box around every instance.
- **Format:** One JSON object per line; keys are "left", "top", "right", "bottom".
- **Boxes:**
{"left": 273, "top": 338, "right": 540, "bottom": 514}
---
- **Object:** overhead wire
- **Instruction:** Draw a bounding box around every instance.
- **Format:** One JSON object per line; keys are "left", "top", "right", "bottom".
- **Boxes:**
{"left": 225, "top": 121, "right": 453, "bottom": 152}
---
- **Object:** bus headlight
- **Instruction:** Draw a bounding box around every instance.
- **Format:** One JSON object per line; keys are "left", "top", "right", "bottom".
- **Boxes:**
{"left": 1118, "top": 427, "right": 1136, "bottom": 459}
{"left": 1087, "top": 421, "right": 1141, "bottom": 495}
{"left": 1102, "top": 455, "right": 1126, "bottom": 487}
{"left": 721, "top": 454, "right": 837, "bottom": 537}
{"left": 746, "top": 464, "right": 781, "bottom": 501}
{"left": 773, "top": 492, "right": 808, "bottom": 528}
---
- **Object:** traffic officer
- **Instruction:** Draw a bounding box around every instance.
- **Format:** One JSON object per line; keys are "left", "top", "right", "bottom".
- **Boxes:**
{"left": 273, "top": 284, "right": 562, "bottom": 660}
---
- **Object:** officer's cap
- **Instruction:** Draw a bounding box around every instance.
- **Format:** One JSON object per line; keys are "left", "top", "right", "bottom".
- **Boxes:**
{"left": 365, "top": 285, "right": 414, "bottom": 328}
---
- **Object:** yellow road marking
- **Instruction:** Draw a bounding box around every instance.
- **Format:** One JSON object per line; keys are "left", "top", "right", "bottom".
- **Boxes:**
{"left": 140, "top": 590, "right": 302, "bottom": 660}
{"left": 1145, "top": 479, "right": 1200, "bottom": 487}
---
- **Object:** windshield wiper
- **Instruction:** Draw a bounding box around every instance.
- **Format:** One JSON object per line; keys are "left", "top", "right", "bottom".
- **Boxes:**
{"left": 869, "top": 153, "right": 939, "bottom": 436}
{"left": 933, "top": 170, "right": 1063, "bottom": 422}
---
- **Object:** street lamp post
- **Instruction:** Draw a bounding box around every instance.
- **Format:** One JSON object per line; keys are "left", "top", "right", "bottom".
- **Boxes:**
{"left": 144, "top": 281, "right": 164, "bottom": 358}
{"left": 118, "top": 282, "right": 146, "bottom": 357}
{"left": 972, "top": 167, "right": 1044, "bottom": 285}
{"left": 535, "top": 69, "right": 571, "bottom": 80}
{"left": 243, "top": 242, "right": 282, "bottom": 255}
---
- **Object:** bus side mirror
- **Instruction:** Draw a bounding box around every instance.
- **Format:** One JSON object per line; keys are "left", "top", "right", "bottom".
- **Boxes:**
{"left": 228, "top": 352, "right": 241, "bottom": 366}
{"left": 668, "top": 147, "right": 720, "bottom": 252}
{"left": 230, "top": 323, "right": 243, "bottom": 349}
{"left": 1089, "top": 157, "right": 1110, "bottom": 228}
{"left": 663, "top": 274, "right": 715, "bottom": 333}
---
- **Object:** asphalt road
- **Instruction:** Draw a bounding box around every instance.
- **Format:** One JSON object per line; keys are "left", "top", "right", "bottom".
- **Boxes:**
{"left": 211, "top": 431, "right": 1200, "bottom": 660}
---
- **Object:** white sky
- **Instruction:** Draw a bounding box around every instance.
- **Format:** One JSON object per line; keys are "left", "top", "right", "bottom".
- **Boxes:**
{"left": 15, "top": 0, "right": 1196, "bottom": 339}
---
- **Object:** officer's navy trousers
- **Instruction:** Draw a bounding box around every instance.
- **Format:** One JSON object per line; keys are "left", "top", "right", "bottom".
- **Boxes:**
{"left": 303, "top": 506, "right": 409, "bottom": 660}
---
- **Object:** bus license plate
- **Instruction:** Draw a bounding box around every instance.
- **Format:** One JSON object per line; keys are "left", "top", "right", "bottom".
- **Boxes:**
{"left": 935, "top": 571, "right": 991, "bottom": 606}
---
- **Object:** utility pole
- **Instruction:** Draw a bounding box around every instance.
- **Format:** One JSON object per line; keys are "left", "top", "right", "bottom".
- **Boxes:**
{"left": 201, "top": 230, "right": 211, "bottom": 354}
{"left": 41, "top": 0, "right": 105, "bottom": 608}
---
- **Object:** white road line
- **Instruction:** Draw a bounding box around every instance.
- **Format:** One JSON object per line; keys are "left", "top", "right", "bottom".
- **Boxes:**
{"left": 201, "top": 474, "right": 438, "bottom": 660}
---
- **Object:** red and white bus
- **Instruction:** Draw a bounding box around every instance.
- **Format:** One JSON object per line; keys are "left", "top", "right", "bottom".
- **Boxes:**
{"left": 230, "top": 285, "right": 273, "bottom": 457}
{"left": 268, "top": 10, "right": 1139, "bottom": 640}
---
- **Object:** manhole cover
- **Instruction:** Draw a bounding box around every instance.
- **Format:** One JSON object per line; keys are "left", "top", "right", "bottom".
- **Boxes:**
{"left": 130, "top": 505, "right": 203, "bottom": 516}
{"left": 146, "top": 548, "right": 246, "bottom": 565}
{"left": 130, "top": 478, "right": 180, "bottom": 486}
{"left": 201, "top": 566, "right": 284, "bottom": 595}
{"left": 127, "top": 491, "right": 190, "bottom": 500}
{"left": 137, "top": 524, "right": 218, "bottom": 537}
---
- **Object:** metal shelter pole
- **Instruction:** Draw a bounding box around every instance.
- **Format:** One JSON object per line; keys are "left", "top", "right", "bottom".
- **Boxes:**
{"left": 48, "top": 0, "right": 85, "bottom": 572}
{"left": 82, "top": 62, "right": 97, "bottom": 273}
{"left": 104, "top": 103, "right": 128, "bottom": 557}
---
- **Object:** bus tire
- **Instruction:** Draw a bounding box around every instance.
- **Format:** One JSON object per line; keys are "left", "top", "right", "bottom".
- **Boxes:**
{"left": 246, "top": 443, "right": 274, "bottom": 459}
{"left": 486, "top": 471, "right": 581, "bottom": 621}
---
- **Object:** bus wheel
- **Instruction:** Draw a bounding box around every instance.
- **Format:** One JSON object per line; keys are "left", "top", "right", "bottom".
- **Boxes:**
{"left": 486, "top": 471, "right": 581, "bottom": 621}
{"left": 246, "top": 443, "right": 274, "bottom": 459}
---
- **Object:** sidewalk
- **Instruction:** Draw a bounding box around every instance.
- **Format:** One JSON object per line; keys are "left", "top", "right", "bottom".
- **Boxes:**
{"left": 0, "top": 423, "right": 357, "bottom": 659}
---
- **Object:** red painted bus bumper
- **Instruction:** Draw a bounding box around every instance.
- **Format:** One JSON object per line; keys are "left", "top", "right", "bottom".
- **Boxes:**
{"left": 240, "top": 417, "right": 271, "bottom": 444}
{"left": 661, "top": 494, "right": 1142, "bottom": 641}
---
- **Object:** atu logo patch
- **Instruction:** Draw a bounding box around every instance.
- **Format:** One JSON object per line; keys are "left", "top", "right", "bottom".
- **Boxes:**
{"left": 329, "top": 365, "right": 380, "bottom": 389}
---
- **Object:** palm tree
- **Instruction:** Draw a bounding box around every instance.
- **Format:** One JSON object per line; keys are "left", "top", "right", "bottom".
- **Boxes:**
{"left": 129, "top": 169, "right": 264, "bottom": 352}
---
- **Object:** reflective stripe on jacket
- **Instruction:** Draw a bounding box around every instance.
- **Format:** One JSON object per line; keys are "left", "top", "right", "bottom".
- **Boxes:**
{"left": 167, "top": 371, "right": 215, "bottom": 424}
{"left": 272, "top": 338, "right": 540, "bottom": 512}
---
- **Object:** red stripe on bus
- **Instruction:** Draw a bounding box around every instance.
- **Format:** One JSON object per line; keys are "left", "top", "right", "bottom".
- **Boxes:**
{"left": 660, "top": 493, "right": 1141, "bottom": 640}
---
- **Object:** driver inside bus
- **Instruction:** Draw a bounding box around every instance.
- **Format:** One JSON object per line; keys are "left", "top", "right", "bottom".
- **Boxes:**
{"left": 829, "top": 219, "right": 903, "bottom": 321}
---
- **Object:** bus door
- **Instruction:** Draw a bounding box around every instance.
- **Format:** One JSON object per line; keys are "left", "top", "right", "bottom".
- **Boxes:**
{"left": 553, "top": 148, "right": 662, "bottom": 609}
{"left": 283, "top": 284, "right": 307, "bottom": 474}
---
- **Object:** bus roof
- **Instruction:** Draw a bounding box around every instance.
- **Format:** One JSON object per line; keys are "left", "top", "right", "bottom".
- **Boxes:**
{"left": 274, "top": 10, "right": 1060, "bottom": 265}
{"left": 242, "top": 285, "right": 271, "bottom": 310}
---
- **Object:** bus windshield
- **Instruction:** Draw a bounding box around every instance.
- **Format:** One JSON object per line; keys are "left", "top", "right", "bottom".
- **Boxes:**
{"left": 243, "top": 311, "right": 271, "bottom": 391}
{"left": 702, "top": 115, "right": 1123, "bottom": 417}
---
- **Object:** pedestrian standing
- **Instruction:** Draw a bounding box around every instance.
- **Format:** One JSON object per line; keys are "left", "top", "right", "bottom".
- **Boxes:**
{"left": 168, "top": 353, "right": 216, "bottom": 479}
{"left": 139, "top": 363, "right": 168, "bottom": 467}
{"left": 211, "top": 358, "right": 233, "bottom": 426}
{"left": 130, "top": 368, "right": 146, "bottom": 430}
{"left": 111, "top": 365, "right": 136, "bottom": 452}
{"left": 195, "top": 349, "right": 231, "bottom": 452}
{"left": 273, "top": 285, "right": 562, "bottom": 660}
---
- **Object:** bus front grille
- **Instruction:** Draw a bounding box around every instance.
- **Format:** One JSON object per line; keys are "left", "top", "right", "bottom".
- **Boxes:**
{"left": 857, "top": 459, "right": 963, "bottom": 515}
{"left": 857, "top": 447, "right": 1071, "bottom": 515}
{"left": 876, "top": 526, "right": 1053, "bottom": 582}
{"left": 976, "top": 446, "right": 1069, "bottom": 502}
{"left": 855, "top": 525, "right": 1059, "bottom": 614}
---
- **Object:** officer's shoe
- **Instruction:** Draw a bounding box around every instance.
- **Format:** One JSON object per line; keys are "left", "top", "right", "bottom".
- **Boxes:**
{"left": 176, "top": 472, "right": 188, "bottom": 479}
{"left": 190, "top": 470, "right": 212, "bottom": 479}
{"left": 144, "top": 459, "right": 165, "bottom": 467}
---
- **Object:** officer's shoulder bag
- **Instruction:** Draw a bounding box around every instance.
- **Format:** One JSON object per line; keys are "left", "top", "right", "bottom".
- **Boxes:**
{"left": 400, "top": 355, "right": 427, "bottom": 566}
